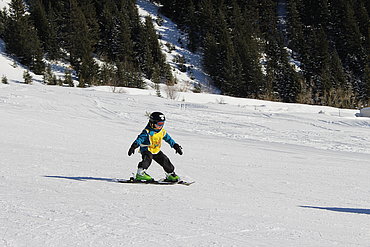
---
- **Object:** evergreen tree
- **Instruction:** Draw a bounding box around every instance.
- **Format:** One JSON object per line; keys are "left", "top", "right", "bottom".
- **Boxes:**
{"left": 29, "top": 0, "right": 60, "bottom": 60}
{"left": 66, "top": 0, "right": 97, "bottom": 86}
{"left": 99, "top": 63, "right": 116, "bottom": 86}
{"left": 286, "top": 0, "right": 304, "bottom": 55}
{"left": 137, "top": 16, "right": 171, "bottom": 83}
{"left": 137, "top": 23, "right": 155, "bottom": 79}
{"left": 23, "top": 70, "right": 33, "bottom": 84}
{"left": 115, "top": 61, "right": 144, "bottom": 88}
{"left": 2, "top": 75, "right": 8, "bottom": 84}
{"left": 365, "top": 63, "right": 370, "bottom": 105}
{"left": 203, "top": 32, "right": 219, "bottom": 85}
{"left": 64, "top": 70, "right": 74, "bottom": 87}
{"left": 43, "top": 64, "right": 58, "bottom": 85}
{"left": 4, "top": 0, "right": 45, "bottom": 74}
{"left": 116, "top": 10, "right": 134, "bottom": 64}
{"left": 231, "top": 0, "right": 263, "bottom": 97}
{"left": 265, "top": 36, "right": 300, "bottom": 103}
{"left": 0, "top": 8, "right": 6, "bottom": 38}
{"left": 98, "top": 0, "right": 120, "bottom": 61}
{"left": 185, "top": 0, "right": 199, "bottom": 52}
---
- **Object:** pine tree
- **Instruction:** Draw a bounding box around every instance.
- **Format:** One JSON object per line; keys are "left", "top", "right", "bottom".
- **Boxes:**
{"left": 365, "top": 63, "right": 370, "bottom": 106}
{"left": 258, "top": 0, "right": 277, "bottom": 39}
{"left": 23, "top": 70, "right": 33, "bottom": 84}
{"left": 0, "top": 8, "right": 6, "bottom": 38}
{"left": 43, "top": 64, "right": 58, "bottom": 85}
{"left": 138, "top": 24, "right": 155, "bottom": 79}
{"left": 203, "top": 32, "right": 219, "bottom": 85}
{"left": 137, "top": 16, "right": 171, "bottom": 83}
{"left": 66, "top": 0, "right": 97, "bottom": 86}
{"left": 329, "top": 49, "right": 347, "bottom": 89}
{"left": 116, "top": 10, "right": 134, "bottom": 64}
{"left": 2, "top": 75, "right": 8, "bottom": 84}
{"left": 286, "top": 0, "right": 304, "bottom": 55}
{"left": 29, "top": 0, "right": 60, "bottom": 60}
{"left": 98, "top": 0, "right": 120, "bottom": 61}
{"left": 265, "top": 36, "right": 300, "bottom": 103}
{"left": 4, "top": 0, "right": 45, "bottom": 74}
{"left": 185, "top": 0, "right": 199, "bottom": 52}
{"left": 300, "top": 26, "right": 331, "bottom": 103}
{"left": 198, "top": 0, "right": 217, "bottom": 42}
{"left": 114, "top": 61, "right": 144, "bottom": 88}
{"left": 99, "top": 63, "right": 116, "bottom": 86}
{"left": 64, "top": 70, "right": 74, "bottom": 87}
{"left": 231, "top": 0, "right": 263, "bottom": 97}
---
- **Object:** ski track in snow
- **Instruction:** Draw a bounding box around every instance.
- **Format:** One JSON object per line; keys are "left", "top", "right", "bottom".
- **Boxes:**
{"left": 1, "top": 83, "right": 370, "bottom": 247}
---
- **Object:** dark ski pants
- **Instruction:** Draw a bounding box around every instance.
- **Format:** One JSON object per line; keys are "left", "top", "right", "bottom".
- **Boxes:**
{"left": 138, "top": 151, "right": 175, "bottom": 173}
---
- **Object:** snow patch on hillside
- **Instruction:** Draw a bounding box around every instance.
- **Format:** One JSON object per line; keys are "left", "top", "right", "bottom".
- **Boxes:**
{"left": 0, "top": 39, "right": 43, "bottom": 84}
{"left": 0, "top": 0, "right": 10, "bottom": 9}
{"left": 136, "top": 0, "right": 220, "bottom": 94}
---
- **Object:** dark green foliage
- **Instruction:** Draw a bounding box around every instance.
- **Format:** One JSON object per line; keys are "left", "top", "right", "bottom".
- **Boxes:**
{"left": 4, "top": 0, "right": 45, "bottom": 74}
{"left": 2, "top": 75, "right": 8, "bottom": 84}
{"left": 1, "top": 0, "right": 368, "bottom": 107}
{"left": 0, "top": 8, "right": 6, "bottom": 38}
{"left": 64, "top": 70, "right": 74, "bottom": 87}
{"left": 23, "top": 70, "right": 33, "bottom": 84}
{"left": 365, "top": 64, "right": 370, "bottom": 105}
{"left": 157, "top": 0, "right": 369, "bottom": 107}
{"left": 43, "top": 64, "right": 57, "bottom": 85}
{"left": 29, "top": 0, "right": 59, "bottom": 59}
{"left": 2, "top": 0, "right": 170, "bottom": 88}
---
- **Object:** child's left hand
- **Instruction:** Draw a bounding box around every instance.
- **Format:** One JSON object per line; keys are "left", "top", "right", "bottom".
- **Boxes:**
{"left": 174, "top": 143, "right": 183, "bottom": 155}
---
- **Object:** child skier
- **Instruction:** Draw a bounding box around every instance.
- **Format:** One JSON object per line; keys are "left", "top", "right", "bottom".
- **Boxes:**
{"left": 128, "top": 112, "right": 183, "bottom": 182}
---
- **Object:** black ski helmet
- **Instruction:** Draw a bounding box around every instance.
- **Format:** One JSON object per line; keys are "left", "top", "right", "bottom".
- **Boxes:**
{"left": 149, "top": 112, "right": 165, "bottom": 123}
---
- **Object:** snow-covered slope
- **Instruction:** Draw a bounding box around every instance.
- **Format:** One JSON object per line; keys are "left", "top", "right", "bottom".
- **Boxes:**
{"left": 0, "top": 0, "right": 10, "bottom": 10}
{"left": 0, "top": 0, "right": 216, "bottom": 93}
{"left": 1, "top": 82, "right": 370, "bottom": 246}
{"left": 0, "top": 39, "right": 43, "bottom": 84}
{"left": 136, "top": 0, "right": 219, "bottom": 93}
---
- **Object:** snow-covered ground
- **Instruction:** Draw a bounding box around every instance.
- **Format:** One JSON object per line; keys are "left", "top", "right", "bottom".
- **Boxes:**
{"left": 1, "top": 0, "right": 370, "bottom": 246}
{"left": 0, "top": 0, "right": 9, "bottom": 9}
{"left": 1, "top": 82, "right": 370, "bottom": 246}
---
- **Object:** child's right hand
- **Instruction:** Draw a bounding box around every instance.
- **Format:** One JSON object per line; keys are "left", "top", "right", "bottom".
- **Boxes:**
{"left": 128, "top": 143, "right": 139, "bottom": 156}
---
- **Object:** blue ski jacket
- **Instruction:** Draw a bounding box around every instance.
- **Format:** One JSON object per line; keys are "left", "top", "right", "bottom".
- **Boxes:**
{"left": 133, "top": 124, "right": 176, "bottom": 154}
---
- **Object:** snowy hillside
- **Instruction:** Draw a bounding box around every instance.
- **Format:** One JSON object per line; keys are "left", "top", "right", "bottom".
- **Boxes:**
{"left": 1, "top": 82, "right": 370, "bottom": 246}
{"left": 136, "top": 0, "right": 218, "bottom": 93}
{"left": 0, "top": 0, "right": 216, "bottom": 93}
{"left": 0, "top": 0, "right": 9, "bottom": 9}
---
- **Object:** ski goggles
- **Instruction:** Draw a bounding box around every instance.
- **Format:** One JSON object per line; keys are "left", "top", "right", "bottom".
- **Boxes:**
{"left": 154, "top": 121, "right": 164, "bottom": 129}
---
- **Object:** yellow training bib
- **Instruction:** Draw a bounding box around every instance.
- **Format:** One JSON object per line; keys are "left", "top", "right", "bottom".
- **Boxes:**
{"left": 147, "top": 129, "right": 167, "bottom": 154}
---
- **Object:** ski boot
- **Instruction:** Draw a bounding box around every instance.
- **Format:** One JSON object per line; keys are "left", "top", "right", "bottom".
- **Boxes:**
{"left": 135, "top": 168, "right": 153, "bottom": 181}
{"left": 165, "top": 172, "right": 180, "bottom": 182}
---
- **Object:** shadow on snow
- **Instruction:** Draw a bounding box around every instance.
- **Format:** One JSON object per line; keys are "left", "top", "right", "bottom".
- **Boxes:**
{"left": 300, "top": 206, "right": 370, "bottom": 215}
{"left": 44, "top": 175, "right": 115, "bottom": 182}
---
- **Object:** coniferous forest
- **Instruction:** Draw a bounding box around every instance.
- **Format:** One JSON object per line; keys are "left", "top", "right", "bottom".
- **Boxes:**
{"left": 0, "top": 0, "right": 173, "bottom": 88}
{"left": 0, "top": 0, "right": 369, "bottom": 108}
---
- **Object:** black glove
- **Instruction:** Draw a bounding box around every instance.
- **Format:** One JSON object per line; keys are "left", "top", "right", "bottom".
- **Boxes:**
{"left": 128, "top": 143, "right": 139, "bottom": 156}
{"left": 173, "top": 143, "right": 183, "bottom": 155}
